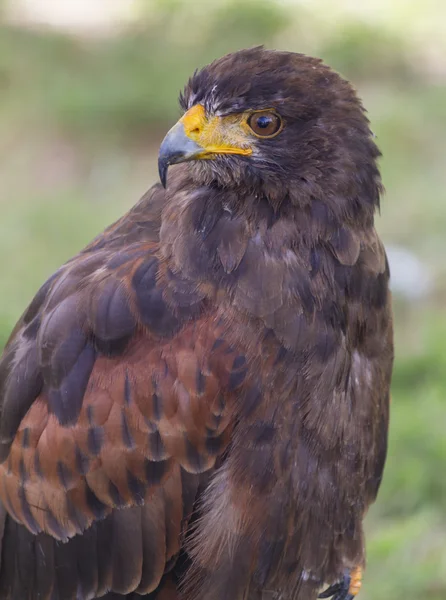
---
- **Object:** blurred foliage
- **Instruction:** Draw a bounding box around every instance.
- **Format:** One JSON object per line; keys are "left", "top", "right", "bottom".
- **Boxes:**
{"left": 320, "top": 20, "right": 412, "bottom": 80}
{"left": 0, "top": 1, "right": 445, "bottom": 599}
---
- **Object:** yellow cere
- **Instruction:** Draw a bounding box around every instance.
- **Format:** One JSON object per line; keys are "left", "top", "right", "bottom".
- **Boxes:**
{"left": 180, "top": 104, "right": 253, "bottom": 158}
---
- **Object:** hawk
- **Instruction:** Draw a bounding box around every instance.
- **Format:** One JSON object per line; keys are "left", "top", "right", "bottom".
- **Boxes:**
{"left": 0, "top": 47, "right": 393, "bottom": 600}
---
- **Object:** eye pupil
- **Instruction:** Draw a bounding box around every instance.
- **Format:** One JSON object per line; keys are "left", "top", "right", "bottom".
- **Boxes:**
{"left": 256, "top": 116, "right": 271, "bottom": 128}
{"left": 248, "top": 111, "right": 282, "bottom": 137}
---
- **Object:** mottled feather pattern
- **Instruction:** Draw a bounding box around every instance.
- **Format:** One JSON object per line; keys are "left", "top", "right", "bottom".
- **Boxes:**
{"left": 0, "top": 296, "right": 241, "bottom": 540}
{"left": 0, "top": 48, "right": 392, "bottom": 599}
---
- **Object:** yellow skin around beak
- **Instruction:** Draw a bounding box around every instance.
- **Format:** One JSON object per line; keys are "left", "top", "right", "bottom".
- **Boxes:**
{"left": 158, "top": 104, "right": 253, "bottom": 187}
{"left": 179, "top": 104, "right": 253, "bottom": 159}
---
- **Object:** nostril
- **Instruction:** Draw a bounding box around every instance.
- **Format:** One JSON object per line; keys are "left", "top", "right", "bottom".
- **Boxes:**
{"left": 190, "top": 127, "right": 201, "bottom": 135}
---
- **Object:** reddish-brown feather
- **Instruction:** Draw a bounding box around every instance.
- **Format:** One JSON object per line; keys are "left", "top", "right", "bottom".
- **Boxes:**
{"left": 0, "top": 315, "right": 238, "bottom": 539}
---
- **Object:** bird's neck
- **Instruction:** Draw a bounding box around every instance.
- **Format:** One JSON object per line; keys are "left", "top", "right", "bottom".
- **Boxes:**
{"left": 160, "top": 175, "right": 373, "bottom": 293}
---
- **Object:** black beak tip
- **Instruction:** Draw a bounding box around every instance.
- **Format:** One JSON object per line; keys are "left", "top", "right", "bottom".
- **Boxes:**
{"left": 158, "top": 157, "right": 168, "bottom": 189}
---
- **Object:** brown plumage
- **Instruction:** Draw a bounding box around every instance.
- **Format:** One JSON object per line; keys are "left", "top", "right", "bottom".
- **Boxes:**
{"left": 0, "top": 47, "right": 393, "bottom": 600}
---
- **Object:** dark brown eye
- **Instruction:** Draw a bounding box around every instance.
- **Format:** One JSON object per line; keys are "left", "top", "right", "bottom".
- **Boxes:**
{"left": 247, "top": 111, "right": 282, "bottom": 137}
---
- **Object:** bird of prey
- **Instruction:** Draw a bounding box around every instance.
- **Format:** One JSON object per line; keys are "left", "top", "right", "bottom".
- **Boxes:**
{"left": 0, "top": 47, "right": 393, "bottom": 600}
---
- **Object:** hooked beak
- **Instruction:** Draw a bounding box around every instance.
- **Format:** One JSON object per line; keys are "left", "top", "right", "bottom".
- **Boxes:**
{"left": 158, "top": 121, "right": 205, "bottom": 188}
{"left": 157, "top": 104, "right": 252, "bottom": 188}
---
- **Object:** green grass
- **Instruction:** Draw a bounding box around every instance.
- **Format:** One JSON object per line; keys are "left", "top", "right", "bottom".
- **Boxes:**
{"left": 0, "top": 2, "right": 445, "bottom": 598}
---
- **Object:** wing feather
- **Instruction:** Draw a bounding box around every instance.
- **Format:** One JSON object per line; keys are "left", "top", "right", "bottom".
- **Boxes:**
{"left": 0, "top": 184, "right": 245, "bottom": 598}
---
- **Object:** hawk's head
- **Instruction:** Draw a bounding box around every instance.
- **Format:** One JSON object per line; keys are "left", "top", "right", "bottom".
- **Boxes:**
{"left": 159, "top": 47, "right": 381, "bottom": 213}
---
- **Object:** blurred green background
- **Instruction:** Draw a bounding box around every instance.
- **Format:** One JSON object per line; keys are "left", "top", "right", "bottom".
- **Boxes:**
{"left": 0, "top": 1, "right": 445, "bottom": 598}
